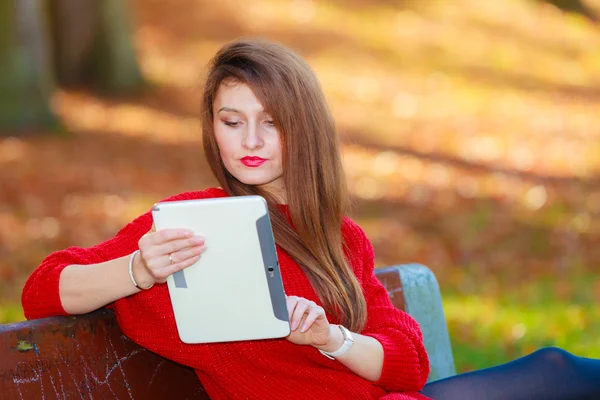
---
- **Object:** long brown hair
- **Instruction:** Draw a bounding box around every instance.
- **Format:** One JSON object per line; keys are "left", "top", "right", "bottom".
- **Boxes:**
{"left": 201, "top": 38, "right": 367, "bottom": 332}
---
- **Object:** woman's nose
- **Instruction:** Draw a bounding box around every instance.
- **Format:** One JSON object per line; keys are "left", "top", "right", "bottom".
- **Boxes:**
{"left": 242, "top": 123, "right": 264, "bottom": 150}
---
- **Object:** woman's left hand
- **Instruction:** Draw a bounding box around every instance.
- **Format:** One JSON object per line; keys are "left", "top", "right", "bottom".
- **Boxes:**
{"left": 285, "top": 296, "right": 331, "bottom": 347}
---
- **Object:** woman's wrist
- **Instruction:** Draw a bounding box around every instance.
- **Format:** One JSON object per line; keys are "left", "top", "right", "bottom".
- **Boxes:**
{"left": 131, "top": 252, "right": 155, "bottom": 289}
{"left": 314, "top": 324, "right": 345, "bottom": 352}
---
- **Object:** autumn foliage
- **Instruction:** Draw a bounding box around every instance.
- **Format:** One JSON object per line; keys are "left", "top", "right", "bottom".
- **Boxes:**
{"left": 1, "top": 0, "right": 599, "bottom": 371}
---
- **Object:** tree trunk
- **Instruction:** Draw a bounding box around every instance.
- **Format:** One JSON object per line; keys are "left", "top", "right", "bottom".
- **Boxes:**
{"left": 542, "top": 0, "right": 598, "bottom": 21}
{"left": 0, "top": 0, "right": 57, "bottom": 133}
{"left": 50, "top": 0, "right": 144, "bottom": 94}
{"left": 49, "top": 0, "right": 97, "bottom": 87}
{"left": 94, "top": 0, "right": 145, "bottom": 93}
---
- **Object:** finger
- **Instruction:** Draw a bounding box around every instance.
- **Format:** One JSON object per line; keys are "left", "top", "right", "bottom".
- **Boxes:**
{"left": 150, "top": 235, "right": 204, "bottom": 258}
{"left": 300, "top": 307, "right": 325, "bottom": 333}
{"left": 154, "top": 255, "right": 201, "bottom": 283}
{"left": 169, "top": 245, "right": 206, "bottom": 264}
{"left": 290, "top": 300, "right": 311, "bottom": 331}
{"left": 139, "top": 228, "right": 192, "bottom": 249}
{"left": 286, "top": 296, "right": 299, "bottom": 318}
{"left": 143, "top": 245, "right": 204, "bottom": 278}
{"left": 154, "top": 229, "right": 195, "bottom": 245}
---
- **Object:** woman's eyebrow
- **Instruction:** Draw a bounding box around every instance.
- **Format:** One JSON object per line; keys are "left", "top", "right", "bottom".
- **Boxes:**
{"left": 218, "top": 106, "right": 267, "bottom": 114}
{"left": 218, "top": 106, "right": 239, "bottom": 113}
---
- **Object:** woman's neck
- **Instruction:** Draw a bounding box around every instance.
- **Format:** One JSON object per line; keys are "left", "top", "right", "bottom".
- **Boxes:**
{"left": 258, "top": 184, "right": 287, "bottom": 204}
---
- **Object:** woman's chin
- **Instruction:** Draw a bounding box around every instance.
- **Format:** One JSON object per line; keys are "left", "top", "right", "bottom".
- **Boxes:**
{"left": 232, "top": 173, "right": 283, "bottom": 193}
{"left": 234, "top": 175, "right": 277, "bottom": 187}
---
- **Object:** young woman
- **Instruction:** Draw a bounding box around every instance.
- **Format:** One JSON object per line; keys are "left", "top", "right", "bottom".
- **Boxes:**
{"left": 22, "top": 39, "right": 600, "bottom": 400}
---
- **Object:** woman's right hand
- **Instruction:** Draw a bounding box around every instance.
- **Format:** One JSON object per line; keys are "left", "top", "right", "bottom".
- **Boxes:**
{"left": 133, "top": 228, "right": 206, "bottom": 287}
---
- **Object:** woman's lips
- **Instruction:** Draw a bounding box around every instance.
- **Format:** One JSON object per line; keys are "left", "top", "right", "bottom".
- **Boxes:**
{"left": 241, "top": 156, "right": 267, "bottom": 167}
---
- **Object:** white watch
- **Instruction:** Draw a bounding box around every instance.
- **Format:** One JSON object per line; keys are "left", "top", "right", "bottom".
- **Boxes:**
{"left": 319, "top": 325, "right": 354, "bottom": 360}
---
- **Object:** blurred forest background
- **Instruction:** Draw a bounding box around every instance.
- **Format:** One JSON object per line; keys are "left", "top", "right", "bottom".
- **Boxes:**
{"left": 1, "top": 0, "right": 599, "bottom": 373}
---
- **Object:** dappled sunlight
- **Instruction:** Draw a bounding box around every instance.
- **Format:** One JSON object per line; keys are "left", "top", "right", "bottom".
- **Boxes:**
{"left": 1, "top": 0, "right": 600, "bottom": 372}
{"left": 53, "top": 91, "right": 201, "bottom": 143}
{"left": 128, "top": 0, "right": 600, "bottom": 180}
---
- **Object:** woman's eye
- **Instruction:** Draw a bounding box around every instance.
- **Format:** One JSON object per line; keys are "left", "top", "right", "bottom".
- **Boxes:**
{"left": 224, "top": 121, "right": 239, "bottom": 127}
{"left": 265, "top": 120, "right": 275, "bottom": 126}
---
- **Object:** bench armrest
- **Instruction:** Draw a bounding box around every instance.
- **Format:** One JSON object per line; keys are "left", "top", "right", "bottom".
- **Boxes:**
{"left": 386, "top": 263, "right": 456, "bottom": 381}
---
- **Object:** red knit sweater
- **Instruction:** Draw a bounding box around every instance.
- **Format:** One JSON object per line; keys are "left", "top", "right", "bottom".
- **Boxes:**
{"left": 22, "top": 188, "right": 431, "bottom": 400}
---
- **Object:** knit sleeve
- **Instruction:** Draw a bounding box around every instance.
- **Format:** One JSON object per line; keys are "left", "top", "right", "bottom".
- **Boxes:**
{"left": 359, "top": 230, "right": 430, "bottom": 392}
{"left": 21, "top": 189, "right": 224, "bottom": 320}
{"left": 21, "top": 211, "right": 153, "bottom": 320}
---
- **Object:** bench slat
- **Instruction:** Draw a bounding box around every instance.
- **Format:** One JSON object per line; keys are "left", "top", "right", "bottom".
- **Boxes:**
{"left": 0, "top": 309, "right": 207, "bottom": 399}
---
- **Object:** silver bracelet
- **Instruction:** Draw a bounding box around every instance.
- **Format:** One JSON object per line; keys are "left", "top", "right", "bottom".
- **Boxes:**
{"left": 128, "top": 250, "right": 154, "bottom": 290}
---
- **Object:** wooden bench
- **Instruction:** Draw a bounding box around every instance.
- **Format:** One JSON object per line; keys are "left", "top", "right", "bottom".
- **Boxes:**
{"left": 0, "top": 264, "right": 455, "bottom": 399}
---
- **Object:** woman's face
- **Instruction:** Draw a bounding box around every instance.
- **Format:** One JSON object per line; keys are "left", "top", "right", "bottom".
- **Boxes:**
{"left": 213, "top": 81, "right": 285, "bottom": 199}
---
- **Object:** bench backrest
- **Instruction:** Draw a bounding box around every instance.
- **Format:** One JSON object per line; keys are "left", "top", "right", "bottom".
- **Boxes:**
{"left": 0, "top": 264, "right": 455, "bottom": 399}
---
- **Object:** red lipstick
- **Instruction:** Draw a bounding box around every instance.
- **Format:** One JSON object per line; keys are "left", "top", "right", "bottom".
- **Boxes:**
{"left": 241, "top": 156, "right": 267, "bottom": 167}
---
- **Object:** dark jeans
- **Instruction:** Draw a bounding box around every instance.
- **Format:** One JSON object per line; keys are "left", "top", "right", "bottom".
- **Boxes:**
{"left": 420, "top": 347, "right": 600, "bottom": 400}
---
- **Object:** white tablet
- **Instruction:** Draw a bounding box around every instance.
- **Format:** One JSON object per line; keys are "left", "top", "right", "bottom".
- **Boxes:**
{"left": 151, "top": 196, "right": 290, "bottom": 344}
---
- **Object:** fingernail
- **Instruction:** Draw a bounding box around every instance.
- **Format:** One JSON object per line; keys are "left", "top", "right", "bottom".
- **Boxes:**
{"left": 198, "top": 246, "right": 206, "bottom": 253}
{"left": 300, "top": 324, "right": 307, "bottom": 333}
{"left": 291, "top": 322, "right": 298, "bottom": 331}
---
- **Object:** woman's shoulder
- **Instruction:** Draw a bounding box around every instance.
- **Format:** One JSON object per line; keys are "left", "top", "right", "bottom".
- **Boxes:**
{"left": 341, "top": 216, "right": 370, "bottom": 249}
{"left": 341, "top": 217, "right": 375, "bottom": 277}
{"left": 158, "top": 187, "right": 229, "bottom": 203}
{"left": 341, "top": 216, "right": 366, "bottom": 236}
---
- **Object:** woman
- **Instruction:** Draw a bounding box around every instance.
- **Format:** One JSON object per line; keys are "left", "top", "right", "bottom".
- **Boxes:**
{"left": 22, "top": 39, "right": 600, "bottom": 400}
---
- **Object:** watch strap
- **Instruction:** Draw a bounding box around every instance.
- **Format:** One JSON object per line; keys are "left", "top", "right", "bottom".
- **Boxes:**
{"left": 319, "top": 325, "right": 354, "bottom": 360}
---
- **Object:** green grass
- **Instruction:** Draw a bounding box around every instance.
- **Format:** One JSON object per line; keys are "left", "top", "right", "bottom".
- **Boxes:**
{"left": 0, "top": 303, "right": 24, "bottom": 324}
{"left": 444, "top": 274, "right": 600, "bottom": 372}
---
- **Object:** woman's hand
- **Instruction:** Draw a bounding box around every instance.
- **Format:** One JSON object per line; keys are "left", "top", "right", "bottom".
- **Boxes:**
{"left": 285, "top": 296, "right": 332, "bottom": 348}
{"left": 133, "top": 227, "right": 206, "bottom": 288}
